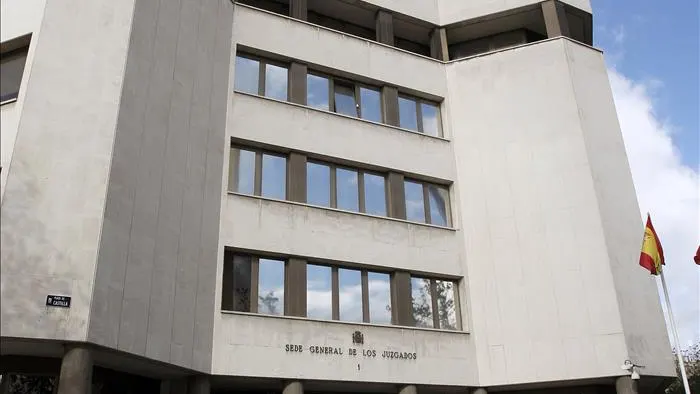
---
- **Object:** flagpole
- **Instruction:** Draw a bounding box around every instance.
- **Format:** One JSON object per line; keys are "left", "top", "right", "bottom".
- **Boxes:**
{"left": 659, "top": 269, "right": 691, "bottom": 394}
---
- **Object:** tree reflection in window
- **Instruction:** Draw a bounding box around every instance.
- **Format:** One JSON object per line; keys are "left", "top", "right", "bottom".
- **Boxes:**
{"left": 411, "top": 277, "right": 433, "bottom": 328}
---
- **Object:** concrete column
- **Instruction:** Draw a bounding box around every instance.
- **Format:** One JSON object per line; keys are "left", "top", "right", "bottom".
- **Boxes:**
{"left": 399, "top": 385, "right": 417, "bottom": 394}
{"left": 472, "top": 389, "right": 487, "bottom": 394}
{"left": 56, "top": 347, "right": 93, "bottom": 394}
{"left": 285, "top": 258, "right": 308, "bottom": 317}
{"left": 188, "top": 376, "right": 210, "bottom": 394}
{"left": 375, "top": 10, "right": 394, "bottom": 45}
{"left": 381, "top": 86, "right": 399, "bottom": 127}
{"left": 289, "top": 62, "right": 308, "bottom": 106}
{"left": 615, "top": 376, "right": 638, "bottom": 394}
{"left": 391, "top": 271, "right": 412, "bottom": 325}
{"left": 541, "top": 0, "right": 570, "bottom": 38}
{"left": 429, "top": 28, "right": 449, "bottom": 61}
{"left": 287, "top": 152, "right": 307, "bottom": 203}
{"left": 283, "top": 381, "right": 304, "bottom": 394}
{"left": 387, "top": 172, "right": 406, "bottom": 219}
{"left": 0, "top": 375, "right": 10, "bottom": 394}
{"left": 161, "top": 379, "right": 188, "bottom": 394}
{"left": 289, "top": 0, "right": 307, "bottom": 21}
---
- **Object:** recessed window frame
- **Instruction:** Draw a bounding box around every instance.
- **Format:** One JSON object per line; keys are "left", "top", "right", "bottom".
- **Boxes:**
{"left": 308, "top": 71, "right": 383, "bottom": 123}
{"left": 230, "top": 145, "right": 288, "bottom": 199}
{"left": 222, "top": 252, "right": 287, "bottom": 315}
{"left": 398, "top": 94, "right": 443, "bottom": 137}
{"left": 306, "top": 159, "right": 388, "bottom": 217}
{"left": 404, "top": 178, "right": 451, "bottom": 226}
{"left": 234, "top": 53, "right": 290, "bottom": 101}
{"left": 0, "top": 37, "right": 30, "bottom": 104}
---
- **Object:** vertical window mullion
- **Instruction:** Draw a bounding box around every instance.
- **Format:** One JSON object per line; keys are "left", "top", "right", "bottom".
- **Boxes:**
{"left": 254, "top": 152, "right": 263, "bottom": 196}
{"left": 258, "top": 60, "right": 266, "bottom": 96}
{"left": 250, "top": 257, "right": 260, "bottom": 313}
{"left": 331, "top": 267, "right": 340, "bottom": 320}
{"left": 355, "top": 84, "right": 362, "bottom": 118}
{"left": 361, "top": 270, "right": 370, "bottom": 323}
{"left": 430, "top": 279, "right": 439, "bottom": 329}
{"left": 422, "top": 183, "right": 432, "bottom": 224}
{"left": 330, "top": 165, "right": 338, "bottom": 208}
{"left": 229, "top": 147, "right": 240, "bottom": 193}
{"left": 358, "top": 172, "right": 366, "bottom": 213}
{"left": 416, "top": 100, "right": 424, "bottom": 134}
{"left": 329, "top": 78, "right": 336, "bottom": 112}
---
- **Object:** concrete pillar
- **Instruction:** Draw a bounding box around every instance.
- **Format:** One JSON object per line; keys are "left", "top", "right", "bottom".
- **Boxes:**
{"left": 391, "top": 272, "right": 412, "bottom": 325}
{"left": 541, "top": 0, "right": 570, "bottom": 38}
{"left": 287, "top": 152, "right": 307, "bottom": 203}
{"left": 375, "top": 10, "right": 394, "bottom": 45}
{"left": 615, "top": 376, "right": 638, "bottom": 394}
{"left": 161, "top": 379, "right": 188, "bottom": 394}
{"left": 285, "top": 258, "right": 307, "bottom": 317}
{"left": 283, "top": 381, "right": 304, "bottom": 394}
{"left": 429, "top": 28, "right": 449, "bottom": 61}
{"left": 289, "top": 62, "right": 308, "bottom": 106}
{"left": 188, "top": 376, "right": 210, "bottom": 394}
{"left": 381, "top": 86, "right": 399, "bottom": 127}
{"left": 399, "top": 385, "right": 417, "bottom": 394}
{"left": 0, "top": 375, "right": 11, "bottom": 394}
{"left": 289, "top": 0, "right": 307, "bottom": 21}
{"left": 387, "top": 172, "right": 406, "bottom": 219}
{"left": 472, "top": 389, "right": 487, "bottom": 394}
{"left": 56, "top": 347, "right": 93, "bottom": 394}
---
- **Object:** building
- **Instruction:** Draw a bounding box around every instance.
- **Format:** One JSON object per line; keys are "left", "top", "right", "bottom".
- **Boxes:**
{"left": 0, "top": 0, "right": 677, "bottom": 393}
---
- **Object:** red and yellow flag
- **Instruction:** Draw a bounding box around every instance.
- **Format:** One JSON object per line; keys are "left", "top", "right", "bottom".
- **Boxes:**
{"left": 639, "top": 214, "right": 665, "bottom": 275}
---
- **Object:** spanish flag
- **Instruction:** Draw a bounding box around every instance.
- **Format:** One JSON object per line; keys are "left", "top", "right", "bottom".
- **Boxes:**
{"left": 639, "top": 214, "right": 665, "bottom": 275}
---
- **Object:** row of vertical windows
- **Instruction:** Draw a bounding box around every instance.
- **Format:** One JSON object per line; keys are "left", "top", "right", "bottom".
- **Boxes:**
{"left": 231, "top": 146, "right": 452, "bottom": 227}
{"left": 234, "top": 54, "right": 443, "bottom": 137}
{"left": 222, "top": 251, "right": 460, "bottom": 331}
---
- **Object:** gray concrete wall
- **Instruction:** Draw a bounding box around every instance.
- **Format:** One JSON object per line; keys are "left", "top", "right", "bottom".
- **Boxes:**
{"left": 87, "top": 0, "right": 233, "bottom": 372}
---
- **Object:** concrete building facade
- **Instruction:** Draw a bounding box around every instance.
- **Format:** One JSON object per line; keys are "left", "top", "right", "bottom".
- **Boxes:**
{"left": 0, "top": 0, "right": 675, "bottom": 393}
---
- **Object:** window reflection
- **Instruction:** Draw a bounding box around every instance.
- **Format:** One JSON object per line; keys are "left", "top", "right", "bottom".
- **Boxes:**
{"left": 436, "top": 280, "right": 457, "bottom": 330}
{"left": 368, "top": 272, "right": 391, "bottom": 324}
{"left": 234, "top": 56, "right": 259, "bottom": 95}
{"left": 236, "top": 149, "right": 255, "bottom": 195}
{"left": 307, "top": 162, "right": 330, "bottom": 207}
{"left": 399, "top": 97, "right": 418, "bottom": 131}
{"left": 421, "top": 103, "right": 440, "bottom": 137}
{"left": 427, "top": 185, "right": 449, "bottom": 226}
{"left": 232, "top": 255, "right": 252, "bottom": 312}
{"left": 264, "top": 63, "right": 288, "bottom": 101}
{"left": 307, "top": 74, "right": 329, "bottom": 110}
{"left": 307, "top": 264, "right": 332, "bottom": 320}
{"left": 258, "top": 259, "right": 284, "bottom": 315}
{"left": 404, "top": 180, "right": 425, "bottom": 223}
{"left": 338, "top": 269, "right": 362, "bottom": 322}
{"left": 336, "top": 168, "right": 359, "bottom": 212}
{"left": 411, "top": 277, "right": 433, "bottom": 328}
{"left": 334, "top": 83, "right": 357, "bottom": 117}
{"left": 360, "top": 87, "right": 382, "bottom": 123}
{"left": 261, "top": 154, "right": 286, "bottom": 199}
{"left": 363, "top": 173, "right": 387, "bottom": 216}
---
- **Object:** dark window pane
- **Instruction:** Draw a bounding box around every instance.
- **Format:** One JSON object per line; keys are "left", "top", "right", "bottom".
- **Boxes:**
{"left": 427, "top": 185, "right": 449, "bottom": 226}
{"left": 307, "top": 264, "right": 332, "bottom": 320}
{"left": 336, "top": 168, "right": 359, "bottom": 212}
{"left": 232, "top": 255, "right": 252, "bottom": 312}
{"left": 258, "top": 258, "right": 284, "bottom": 315}
{"left": 307, "top": 162, "right": 330, "bottom": 207}
{"left": 363, "top": 173, "right": 386, "bottom": 216}
{"left": 421, "top": 102, "right": 440, "bottom": 137}
{"left": 0, "top": 47, "right": 28, "bottom": 102}
{"left": 334, "top": 83, "right": 357, "bottom": 117}
{"left": 411, "top": 277, "right": 433, "bottom": 328}
{"left": 368, "top": 272, "right": 391, "bottom": 324}
{"left": 436, "top": 280, "right": 458, "bottom": 330}
{"left": 404, "top": 180, "right": 426, "bottom": 223}
{"left": 398, "top": 97, "right": 418, "bottom": 131}
{"left": 236, "top": 149, "right": 255, "bottom": 194}
{"left": 338, "top": 268, "right": 362, "bottom": 322}
{"left": 265, "top": 63, "right": 288, "bottom": 100}
{"left": 307, "top": 74, "right": 329, "bottom": 110}
{"left": 360, "top": 87, "right": 381, "bottom": 123}
{"left": 234, "top": 56, "right": 260, "bottom": 95}
{"left": 261, "top": 154, "right": 286, "bottom": 199}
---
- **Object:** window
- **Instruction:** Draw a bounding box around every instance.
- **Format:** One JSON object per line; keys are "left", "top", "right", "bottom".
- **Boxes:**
{"left": 307, "top": 73, "right": 382, "bottom": 123}
{"left": 398, "top": 96, "right": 442, "bottom": 137}
{"left": 338, "top": 268, "right": 362, "bottom": 322}
{"left": 234, "top": 54, "right": 288, "bottom": 101}
{"left": 1, "top": 44, "right": 29, "bottom": 103}
{"left": 305, "top": 161, "right": 387, "bottom": 217}
{"left": 230, "top": 147, "right": 287, "bottom": 200}
{"left": 222, "top": 252, "right": 285, "bottom": 316}
{"left": 367, "top": 272, "right": 391, "bottom": 324}
{"left": 307, "top": 264, "right": 332, "bottom": 320}
{"left": 404, "top": 179, "right": 450, "bottom": 226}
{"left": 411, "top": 276, "right": 458, "bottom": 330}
